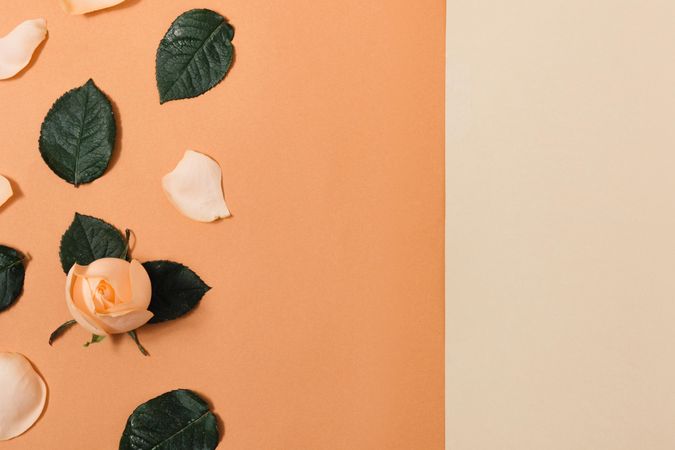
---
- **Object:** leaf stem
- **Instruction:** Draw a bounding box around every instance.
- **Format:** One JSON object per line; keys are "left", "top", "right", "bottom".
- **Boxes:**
{"left": 122, "top": 229, "right": 133, "bottom": 260}
{"left": 2, "top": 253, "right": 30, "bottom": 271}
{"left": 49, "top": 320, "right": 77, "bottom": 346}
{"left": 128, "top": 330, "right": 150, "bottom": 356}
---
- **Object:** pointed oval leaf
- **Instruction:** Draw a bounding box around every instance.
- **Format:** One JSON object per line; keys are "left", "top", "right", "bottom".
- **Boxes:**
{"left": 120, "top": 389, "right": 219, "bottom": 450}
{"left": 59, "top": 213, "right": 126, "bottom": 273}
{"left": 142, "top": 260, "right": 211, "bottom": 323}
{"left": 39, "top": 79, "right": 116, "bottom": 186}
{"left": 0, "top": 245, "right": 25, "bottom": 312}
{"left": 156, "top": 9, "right": 235, "bottom": 103}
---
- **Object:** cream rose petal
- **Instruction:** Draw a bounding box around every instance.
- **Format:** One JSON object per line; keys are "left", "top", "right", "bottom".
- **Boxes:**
{"left": 96, "top": 309, "right": 153, "bottom": 334}
{"left": 60, "top": 0, "right": 125, "bottom": 15}
{"left": 78, "top": 258, "right": 133, "bottom": 302}
{"left": 66, "top": 264, "right": 108, "bottom": 335}
{"left": 66, "top": 259, "right": 154, "bottom": 335}
{"left": 96, "top": 259, "right": 154, "bottom": 328}
{"left": 0, "top": 353, "right": 46, "bottom": 441}
{"left": 162, "top": 150, "right": 231, "bottom": 222}
{"left": 128, "top": 260, "right": 152, "bottom": 309}
{"left": 92, "top": 260, "right": 151, "bottom": 317}
{"left": 0, "top": 175, "right": 12, "bottom": 208}
{"left": 0, "top": 19, "right": 47, "bottom": 80}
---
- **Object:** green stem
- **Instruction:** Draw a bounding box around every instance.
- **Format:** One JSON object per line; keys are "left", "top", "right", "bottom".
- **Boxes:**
{"left": 122, "top": 229, "right": 132, "bottom": 260}
{"left": 128, "top": 330, "right": 150, "bottom": 356}
{"left": 49, "top": 319, "right": 77, "bottom": 346}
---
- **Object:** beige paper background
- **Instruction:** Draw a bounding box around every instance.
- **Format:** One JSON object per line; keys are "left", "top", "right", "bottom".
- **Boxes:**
{"left": 0, "top": 0, "right": 445, "bottom": 448}
{"left": 447, "top": 1, "right": 675, "bottom": 449}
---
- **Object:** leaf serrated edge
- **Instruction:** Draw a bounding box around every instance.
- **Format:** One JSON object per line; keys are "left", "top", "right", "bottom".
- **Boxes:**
{"left": 121, "top": 389, "right": 219, "bottom": 450}
{"left": 143, "top": 260, "right": 212, "bottom": 323}
{"left": 0, "top": 245, "right": 26, "bottom": 311}
{"left": 156, "top": 9, "right": 235, "bottom": 104}
{"left": 38, "top": 79, "right": 116, "bottom": 186}
{"left": 59, "top": 212, "right": 126, "bottom": 273}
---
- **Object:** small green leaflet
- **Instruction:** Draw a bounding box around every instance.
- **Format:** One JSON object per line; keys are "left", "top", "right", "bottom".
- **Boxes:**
{"left": 156, "top": 9, "right": 235, "bottom": 103}
{"left": 143, "top": 261, "right": 211, "bottom": 323}
{"left": 127, "top": 330, "right": 150, "bottom": 356}
{"left": 49, "top": 320, "right": 77, "bottom": 345}
{"left": 39, "top": 79, "right": 116, "bottom": 186}
{"left": 119, "top": 389, "right": 219, "bottom": 450}
{"left": 0, "top": 245, "right": 26, "bottom": 312}
{"left": 84, "top": 334, "right": 105, "bottom": 347}
{"left": 59, "top": 213, "right": 127, "bottom": 273}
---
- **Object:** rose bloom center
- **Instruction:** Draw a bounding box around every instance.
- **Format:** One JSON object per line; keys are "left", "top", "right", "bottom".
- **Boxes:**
{"left": 93, "top": 280, "right": 118, "bottom": 312}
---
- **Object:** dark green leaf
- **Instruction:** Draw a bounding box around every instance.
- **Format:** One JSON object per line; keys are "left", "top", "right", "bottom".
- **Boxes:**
{"left": 127, "top": 330, "right": 150, "bottom": 356}
{"left": 59, "top": 213, "right": 126, "bottom": 273}
{"left": 120, "top": 389, "right": 219, "bottom": 450}
{"left": 0, "top": 245, "right": 25, "bottom": 312}
{"left": 143, "top": 261, "right": 211, "bottom": 323}
{"left": 156, "top": 9, "right": 235, "bottom": 103}
{"left": 84, "top": 334, "right": 105, "bottom": 347}
{"left": 39, "top": 79, "right": 116, "bottom": 186}
{"left": 49, "top": 319, "right": 77, "bottom": 345}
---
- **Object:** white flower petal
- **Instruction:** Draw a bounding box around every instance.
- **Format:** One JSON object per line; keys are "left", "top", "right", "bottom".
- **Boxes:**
{"left": 0, "top": 353, "right": 47, "bottom": 441}
{"left": 0, "top": 19, "right": 47, "bottom": 80}
{"left": 162, "top": 150, "right": 231, "bottom": 222}
{"left": 59, "top": 0, "right": 125, "bottom": 15}
{"left": 0, "top": 175, "right": 12, "bottom": 208}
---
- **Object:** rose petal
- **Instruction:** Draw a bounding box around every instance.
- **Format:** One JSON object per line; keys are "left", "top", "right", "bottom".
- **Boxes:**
{"left": 96, "top": 309, "right": 153, "bottom": 334}
{"left": 77, "top": 258, "right": 132, "bottom": 302}
{"left": 162, "top": 150, "right": 231, "bottom": 222}
{"left": 84, "top": 276, "right": 107, "bottom": 312}
{"left": 128, "top": 260, "right": 152, "bottom": 309}
{"left": 0, "top": 353, "right": 46, "bottom": 441}
{"left": 0, "top": 175, "right": 12, "bottom": 208}
{"left": 0, "top": 19, "right": 47, "bottom": 80}
{"left": 66, "top": 264, "right": 108, "bottom": 335}
{"left": 59, "top": 0, "right": 125, "bottom": 15}
{"left": 66, "top": 259, "right": 153, "bottom": 334}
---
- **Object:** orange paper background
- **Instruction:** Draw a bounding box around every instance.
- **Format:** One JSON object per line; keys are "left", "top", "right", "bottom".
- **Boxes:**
{"left": 0, "top": 0, "right": 445, "bottom": 448}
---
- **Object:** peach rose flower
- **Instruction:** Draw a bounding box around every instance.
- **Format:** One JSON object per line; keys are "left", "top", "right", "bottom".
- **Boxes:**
{"left": 65, "top": 258, "right": 153, "bottom": 335}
